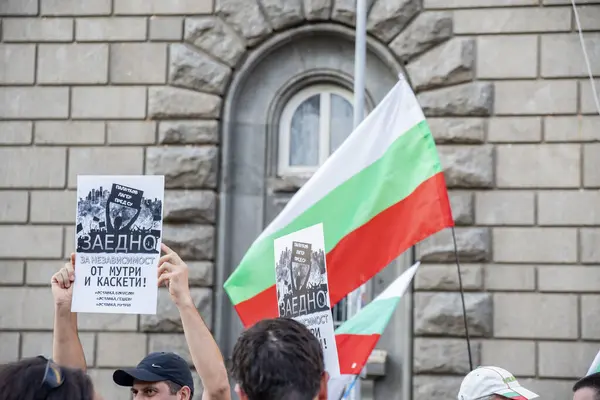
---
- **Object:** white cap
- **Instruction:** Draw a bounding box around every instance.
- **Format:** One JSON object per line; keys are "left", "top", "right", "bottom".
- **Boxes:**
{"left": 458, "top": 366, "right": 539, "bottom": 400}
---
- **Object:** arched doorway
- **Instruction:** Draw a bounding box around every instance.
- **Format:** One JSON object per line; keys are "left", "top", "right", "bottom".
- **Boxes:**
{"left": 215, "top": 23, "right": 412, "bottom": 398}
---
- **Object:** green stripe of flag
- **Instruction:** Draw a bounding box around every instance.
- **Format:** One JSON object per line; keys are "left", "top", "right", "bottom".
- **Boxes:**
{"left": 224, "top": 121, "right": 441, "bottom": 305}
{"left": 335, "top": 297, "right": 400, "bottom": 335}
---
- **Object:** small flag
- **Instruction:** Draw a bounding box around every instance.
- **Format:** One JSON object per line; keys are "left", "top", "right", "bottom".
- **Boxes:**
{"left": 224, "top": 74, "right": 453, "bottom": 328}
{"left": 328, "top": 262, "right": 421, "bottom": 400}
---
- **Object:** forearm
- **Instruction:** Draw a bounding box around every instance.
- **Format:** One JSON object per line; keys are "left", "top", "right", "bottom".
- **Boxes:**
{"left": 52, "top": 305, "right": 87, "bottom": 371}
{"left": 178, "top": 302, "right": 230, "bottom": 400}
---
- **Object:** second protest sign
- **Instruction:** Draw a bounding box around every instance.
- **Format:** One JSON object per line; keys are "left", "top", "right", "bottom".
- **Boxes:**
{"left": 274, "top": 223, "right": 340, "bottom": 377}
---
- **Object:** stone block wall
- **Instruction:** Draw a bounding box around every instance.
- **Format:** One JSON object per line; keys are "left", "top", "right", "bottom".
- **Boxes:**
{"left": 411, "top": 1, "right": 600, "bottom": 398}
{"left": 0, "top": 0, "right": 599, "bottom": 399}
{"left": 0, "top": 1, "right": 216, "bottom": 399}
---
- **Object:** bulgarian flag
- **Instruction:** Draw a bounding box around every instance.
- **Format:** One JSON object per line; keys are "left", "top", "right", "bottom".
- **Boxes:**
{"left": 329, "top": 262, "right": 421, "bottom": 400}
{"left": 224, "top": 75, "right": 453, "bottom": 327}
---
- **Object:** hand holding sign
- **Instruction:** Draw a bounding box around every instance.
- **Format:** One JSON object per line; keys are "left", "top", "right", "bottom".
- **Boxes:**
{"left": 51, "top": 253, "right": 76, "bottom": 308}
{"left": 157, "top": 243, "right": 193, "bottom": 308}
{"left": 72, "top": 175, "right": 164, "bottom": 314}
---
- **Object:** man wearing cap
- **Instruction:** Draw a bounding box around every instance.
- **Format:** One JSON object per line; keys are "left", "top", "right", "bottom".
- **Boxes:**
{"left": 51, "top": 244, "right": 230, "bottom": 400}
{"left": 458, "top": 366, "right": 539, "bottom": 400}
{"left": 112, "top": 351, "right": 197, "bottom": 398}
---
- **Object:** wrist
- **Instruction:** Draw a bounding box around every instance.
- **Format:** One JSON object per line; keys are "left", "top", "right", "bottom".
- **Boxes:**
{"left": 55, "top": 303, "right": 78, "bottom": 323}
{"left": 175, "top": 294, "right": 195, "bottom": 309}
{"left": 54, "top": 302, "right": 72, "bottom": 314}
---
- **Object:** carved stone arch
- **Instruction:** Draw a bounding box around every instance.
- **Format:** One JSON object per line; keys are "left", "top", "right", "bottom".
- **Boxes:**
{"left": 212, "top": 20, "right": 408, "bottom": 354}
{"left": 149, "top": 0, "right": 497, "bottom": 397}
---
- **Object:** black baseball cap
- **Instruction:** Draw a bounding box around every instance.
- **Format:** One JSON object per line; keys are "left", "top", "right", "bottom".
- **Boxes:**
{"left": 113, "top": 352, "right": 194, "bottom": 395}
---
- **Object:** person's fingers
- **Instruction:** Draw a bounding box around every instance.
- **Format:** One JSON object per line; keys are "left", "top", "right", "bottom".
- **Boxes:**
{"left": 158, "top": 253, "right": 174, "bottom": 266}
{"left": 158, "top": 252, "right": 183, "bottom": 269}
{"left": 171, "top": 252, "right": 183, "bottom": 265}
{"left": 157, "top": 262, "right": 174, "bottom": 278}
{"left": 53, "top": 267, "right": 69, "bottom": 289}
{"left": 61, "top": 268, "right": 72, "bottom": 288}
{"left": 161, "top": 242, "right": 174, "bottom": 254}
{"left": 161, "top": 243, "right": 184, "bottom": 265}
{"left": 157, "top": 272, "right": 172, "bottom": 287}
{"left": 52, "top": 264, "right": 75, "bottom": 288}
{"left": 51, "top": 272, "right": 59, "bottom": 285}
{"left": 70, "top": 253, "right": 76, "bottom": 269}
{"left": 65, "top": 262, "right": 75, "bottom": 282}
{"left": 56, "top": 270, "right": 65, "bottom": 288}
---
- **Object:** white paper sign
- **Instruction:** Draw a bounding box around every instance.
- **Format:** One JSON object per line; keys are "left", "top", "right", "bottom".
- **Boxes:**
{"left": 274, "top": 223, "right": 340, "bottom": 377}
{"left": 71, "top": 175, "right": 165, "bottom": 315}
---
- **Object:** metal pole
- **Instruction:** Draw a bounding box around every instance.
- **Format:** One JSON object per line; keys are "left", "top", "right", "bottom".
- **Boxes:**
{"left": 353, "top": 0, "right": 367, "bottom": 128}
{"left": 348, "top": 0, "right": 367, "bottom": 399}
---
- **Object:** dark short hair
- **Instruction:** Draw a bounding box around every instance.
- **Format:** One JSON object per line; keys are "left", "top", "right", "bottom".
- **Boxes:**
{"left": 574, "top": 373, "right": 600, "bottom": 399}
{"left": 0, "top": 357, "right": 95, "bottom": 400}
{"left": 166, "top": 380, "right": 182, "bottom": 395}
{"left": 231, "top": 318, "right": 324, "bottom": 400}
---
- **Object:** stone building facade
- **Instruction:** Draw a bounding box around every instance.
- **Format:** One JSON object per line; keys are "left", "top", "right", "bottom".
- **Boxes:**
{"left": 0, "top": 0, "right": 599, "bottom": 399}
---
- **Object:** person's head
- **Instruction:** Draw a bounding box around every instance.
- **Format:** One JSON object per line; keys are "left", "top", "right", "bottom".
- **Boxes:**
{"left": 231, "top": 317, "right": 328, "bottom": 400}
{"left": 113, "top": 352, "right": 194, "bottom": 399}
{"left": 458, "top": 366, "right": 539, "bottom": 400}
{"left": 573, "top": 373, "right": 600, "bottom": 400}
{"left": 0, "top": 356, "right": 95, "bottom": 400}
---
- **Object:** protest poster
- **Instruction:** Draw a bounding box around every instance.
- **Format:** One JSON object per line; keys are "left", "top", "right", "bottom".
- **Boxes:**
{"left": 274, "top": 223, "right": 340, "bottom": 377}
{"left": 71, "top": 175, "right": 165, "bottom": 315}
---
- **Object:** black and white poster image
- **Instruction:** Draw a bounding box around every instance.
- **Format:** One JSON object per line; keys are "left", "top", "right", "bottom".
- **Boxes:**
{"left": 71, "top": 175, "right": 165, "bottom": 315}
{"left": 274, "top": 223, "right": 340, "bottom": 377}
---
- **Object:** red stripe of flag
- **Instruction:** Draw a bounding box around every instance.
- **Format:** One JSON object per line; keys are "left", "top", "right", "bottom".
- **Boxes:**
{"left": 233, "top": 172, "right": 453, "bottom": 328}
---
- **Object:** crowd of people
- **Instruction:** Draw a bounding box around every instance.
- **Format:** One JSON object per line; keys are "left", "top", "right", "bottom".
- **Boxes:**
{"left": 0, "top": 243, "right": 598, "bottom": 399}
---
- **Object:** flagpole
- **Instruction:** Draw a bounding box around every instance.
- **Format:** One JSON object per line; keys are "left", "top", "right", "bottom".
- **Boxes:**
{"left": 353, "top": 0, "right": 366, "bottom": 128}
{"left": 348, "top": 0, "right": 367, "bottom": 399}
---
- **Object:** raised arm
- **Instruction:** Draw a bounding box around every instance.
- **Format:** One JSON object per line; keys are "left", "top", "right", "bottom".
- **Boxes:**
{"left": 51, "top": 253, "right": 87, "bottom": 371}
{"left": 157, "top": 243, "right": 231, "bottom": 400}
